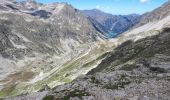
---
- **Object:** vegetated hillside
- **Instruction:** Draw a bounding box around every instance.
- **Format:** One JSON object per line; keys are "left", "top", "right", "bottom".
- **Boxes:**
{"left": 55, "top": 26, "right": 170, "bottom": 100}
{"left": 7, "top": 18, "right": 170, "bottom": 100}
{"left": 83, "top": 9, "right": 140, "bottom": 35}
{"left": 0, "top": 0, "right": 110, "bottom": 97}
{"left": 7, "top": 1, "right": 170, "bottom": 100}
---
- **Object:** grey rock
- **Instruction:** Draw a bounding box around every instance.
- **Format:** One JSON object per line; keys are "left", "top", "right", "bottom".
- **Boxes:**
{"left": 149, "top": 54, "right": 170, "bottom": 73}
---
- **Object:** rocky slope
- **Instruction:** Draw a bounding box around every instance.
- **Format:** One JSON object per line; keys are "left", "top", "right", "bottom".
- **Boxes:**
{"left": 83, "top": 9, "right": 140, "bottom": 35}
{"left": 0, "top": 0, "right": 41, "bottom": 11}
{"left": 7, "top": 1, "right": 170, "bottom": 100}
{"left": 7, "top": 17, "right": 170, "bottom": 100}
{"left": 0, "top": 0, "right": 110, "bottom": 98}
{"left": 133, "top": 0, "right": 170, "bottom": 29}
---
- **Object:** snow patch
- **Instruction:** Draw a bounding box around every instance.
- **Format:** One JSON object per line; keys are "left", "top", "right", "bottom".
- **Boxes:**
{"left": 43, "top": 43, "right": 52, "bottom": 48}
{"left": 10, "top": 39, "right": 27, "bottom": 49}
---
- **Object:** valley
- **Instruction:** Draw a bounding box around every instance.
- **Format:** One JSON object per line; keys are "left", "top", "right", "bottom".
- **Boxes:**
{"left": 0, "top": 0, "right": 170, "bottom": 100}
{"left": 0, "top": 41, "right": 116, "bottom": 97}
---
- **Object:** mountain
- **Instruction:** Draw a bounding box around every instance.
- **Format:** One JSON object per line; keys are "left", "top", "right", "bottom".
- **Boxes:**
{"left": 0, "top": 0, "right": 43, "bottom": 11}
{"left": 0, "top": 1, "right": 102, "bottom": 59}
{"left": 7, "top": 1, "right": 170, "bottom": 100}
{"left": 82, "top": 9, "right": 140, "bottom": 36}
{"left": 33, "top": 24, "right": 170, "bottom": 100}
{"left": 133, "top": 1, "right": 170, "bottom": 28}
{"left": 123, "top": 0, "right": 170, "bottom": 40}
{"left": 0, "top": 0, "right": 109, "bottom": 97}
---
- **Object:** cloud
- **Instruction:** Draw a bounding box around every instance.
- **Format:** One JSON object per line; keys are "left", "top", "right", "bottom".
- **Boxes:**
{"left": 112, "top": 0, "right": 150, "bottom": 3}
{"left": 95, "top": 5, "right": 100, "bottom": 9}
{"left": 140, "top": 0, "right": 149, "bottom": 3}
{"left": 95, "top": 5, "right": 111, "bottom": 11}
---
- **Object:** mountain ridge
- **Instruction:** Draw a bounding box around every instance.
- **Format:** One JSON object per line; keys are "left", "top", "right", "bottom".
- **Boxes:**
{"left": 82, "top": 9, "right": 140, "bottom": 35}
{"left": 1, "top": 0, "right": 170, "bottom": 99}
{"left": 0, "top": 0, "right": 108, "bottom": 97}
{"left": 6, "top": 1, "right": 170, "bottom": 100}
{"left": 132, "top": 0, "right": 170, "bottom": 29}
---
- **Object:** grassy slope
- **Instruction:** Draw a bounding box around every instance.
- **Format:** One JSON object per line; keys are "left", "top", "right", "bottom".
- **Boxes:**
{"left": 0, "top": 41, "right": 115, "bottom": 98}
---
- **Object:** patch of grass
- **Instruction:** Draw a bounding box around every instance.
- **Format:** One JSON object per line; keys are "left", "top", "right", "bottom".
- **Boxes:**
{"left": 90, "top": 76, "right": 100, "bottom": 84}
{"left": 62, "top": 78, "right": 72, "bottom": 83}
{"left": 82, "top": 52, "right": 110, "bottom": 68}
{"left": 43, "top": 95, "right": 54, "bottom": 100}
{"left": 57, "top": 89, "right": 90, "bottom": 100}
{"left": 119, "top": 64, "right": 139, "bottom": 71}
{"left": 0, "top": 71, "right": 35, "bottom": 98}
{"left": 1, "top": 42, "right": 115, "bottom": 98}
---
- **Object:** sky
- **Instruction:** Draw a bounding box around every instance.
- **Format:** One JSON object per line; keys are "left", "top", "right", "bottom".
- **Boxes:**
{"left": 36, "top": 0, "right": 168, "bottom": 15}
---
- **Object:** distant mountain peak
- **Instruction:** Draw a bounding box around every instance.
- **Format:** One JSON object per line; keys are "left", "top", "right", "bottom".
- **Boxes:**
{"left": 133, "top": 0, "right": 170, "bottom": 29}
{"left": 83, "top": 9, "right": 112, "bottom": 16}
{"left": 91, "top": 8, "right": 104, "bottom": 12}
{"left": 82, "top": 9, "right": 140, "bottom": 35}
